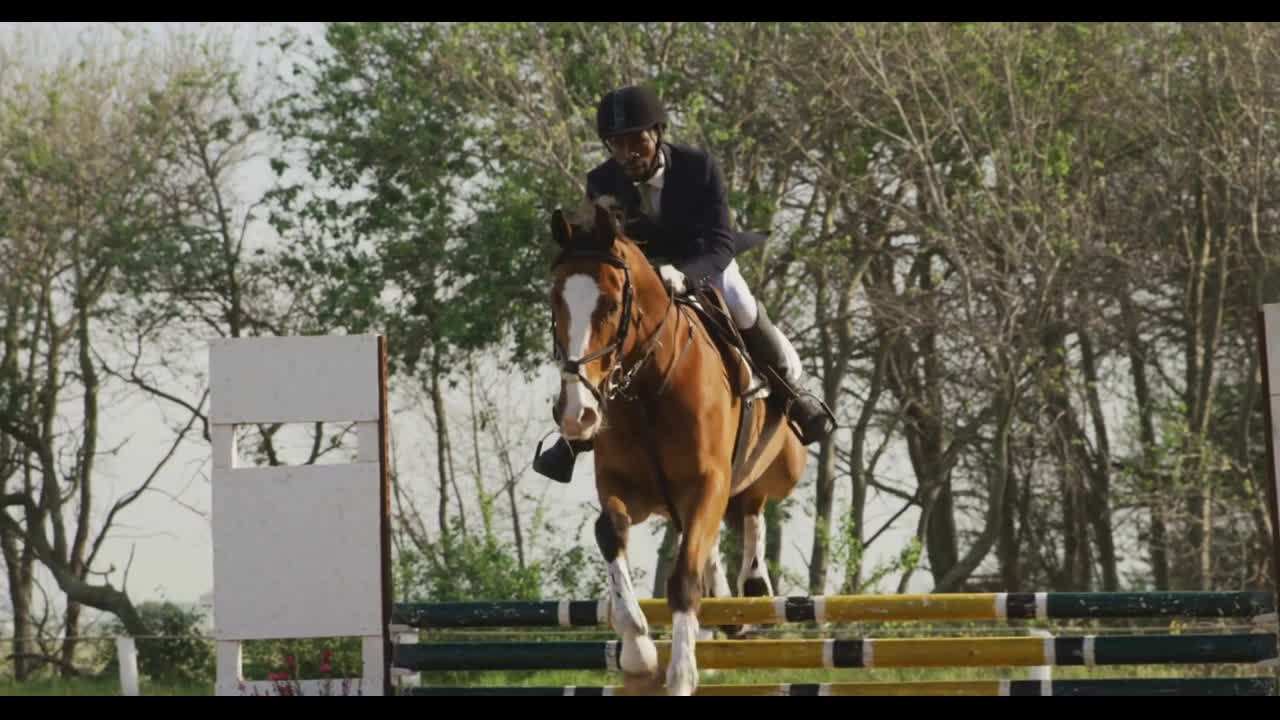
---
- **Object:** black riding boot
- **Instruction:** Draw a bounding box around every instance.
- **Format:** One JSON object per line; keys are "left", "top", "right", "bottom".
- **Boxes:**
{"left": 532, "top": 436, "right": 594, "bottom": 484}
{"left": 739, "top": 305, "right": 836, "bottom": 445}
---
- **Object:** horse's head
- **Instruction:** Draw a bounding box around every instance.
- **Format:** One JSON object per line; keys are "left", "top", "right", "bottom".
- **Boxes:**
{"left": 547, "top": 198, "right": 645, "bottom": 441}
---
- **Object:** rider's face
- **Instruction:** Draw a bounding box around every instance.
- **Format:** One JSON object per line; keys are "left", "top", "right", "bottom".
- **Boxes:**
{"left": 607, "top": 129, "right": 659, "bottom": 179}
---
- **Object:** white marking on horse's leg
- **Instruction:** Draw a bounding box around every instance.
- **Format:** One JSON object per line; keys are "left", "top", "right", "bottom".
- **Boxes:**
{"left": 699, "top": 543, "right": 731, "bottom": 642}
{"left": 608, "top": 552, "right": 657, "bottom": 677}
{"left": 739, "top": 511, "right": 773, "bottom": 597}
{"left": 607, "top": 552, "right": 647, "bottom": 636}
{"left": 703, "top": 542, "right": 732, "bottom": 600}
{"left": 560, "top": 274, "right": 601, "bottom": 436}
{"left": 619, "top": 630, "right": 658, "bottom": 678}
{"left": 666, "top": 610, "right": 700, "bottom": 696}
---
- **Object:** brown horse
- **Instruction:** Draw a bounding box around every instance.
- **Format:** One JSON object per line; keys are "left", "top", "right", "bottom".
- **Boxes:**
{"left": 547, "top": 198, "right": 806, "bottom": 695}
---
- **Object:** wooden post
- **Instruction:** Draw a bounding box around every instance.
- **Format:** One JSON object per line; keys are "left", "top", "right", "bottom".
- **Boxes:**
{"left": 1255, "top": 306, "right": 1280, "bottom": 604}
{"left": 115, "top": 637, "right": 140, "bottom": 696}
{"left": 377, "top": 336, "right": 393, "bottom": 696}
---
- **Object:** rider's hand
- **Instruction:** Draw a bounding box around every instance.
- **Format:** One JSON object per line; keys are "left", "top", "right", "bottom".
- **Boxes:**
{"left": 658, "top": 264, "right": 687, "bottom": 296}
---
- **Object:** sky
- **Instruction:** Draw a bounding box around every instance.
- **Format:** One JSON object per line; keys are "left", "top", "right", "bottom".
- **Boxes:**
{"left": 0, "top": 22, "right": 934, "bottom": 636}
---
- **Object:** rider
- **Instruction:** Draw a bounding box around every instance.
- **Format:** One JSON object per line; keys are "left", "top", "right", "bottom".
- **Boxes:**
{"left": 533, "top": 84, "right": 835, "bottom": 484}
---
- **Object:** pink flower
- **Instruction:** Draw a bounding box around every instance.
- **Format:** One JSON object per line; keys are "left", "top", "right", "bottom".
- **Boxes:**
{"left": 320, "top": 663, "right": 332, "bottom": 673}
{"left": 285, "top": 655, "right": 297, "bottom": 668}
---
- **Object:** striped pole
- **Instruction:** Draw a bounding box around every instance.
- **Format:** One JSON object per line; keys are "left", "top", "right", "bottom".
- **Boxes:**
{"left": 393, "top": 633, "right": 1278, "bottom": 671}
{"left": 393, "top": 591, "right": 1276, "bottom": 629}
{"left": 403, "top": 677, "right": 1278, "bottom": 697}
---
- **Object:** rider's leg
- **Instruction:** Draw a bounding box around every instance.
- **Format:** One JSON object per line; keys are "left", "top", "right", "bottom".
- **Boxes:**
{"left": 711, "top": 261, "right": 835, "bottom": 445}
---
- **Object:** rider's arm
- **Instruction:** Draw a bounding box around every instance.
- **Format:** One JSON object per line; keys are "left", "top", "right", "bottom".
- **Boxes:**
{"left": 674, "top": 154, "right": 736, "bottom": 287}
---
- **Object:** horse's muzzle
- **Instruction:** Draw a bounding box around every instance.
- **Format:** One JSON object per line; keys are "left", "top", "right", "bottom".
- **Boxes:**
{"left": 560, "top": 404, "right": 600, "bottom": 440}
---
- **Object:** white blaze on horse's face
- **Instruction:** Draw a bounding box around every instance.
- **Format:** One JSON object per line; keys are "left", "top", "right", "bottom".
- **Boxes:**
{"left": 560, "top": 273, "right": 603, "bottom": 439}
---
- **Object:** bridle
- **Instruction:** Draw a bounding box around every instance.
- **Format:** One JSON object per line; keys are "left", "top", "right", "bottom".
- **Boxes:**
{"left": 550, "top": 247, "right": 674, "bottom": 407}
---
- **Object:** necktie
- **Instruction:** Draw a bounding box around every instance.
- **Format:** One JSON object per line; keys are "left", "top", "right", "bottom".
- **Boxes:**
{"left": 639, "top": 184, "right": 659, "bottom": 220}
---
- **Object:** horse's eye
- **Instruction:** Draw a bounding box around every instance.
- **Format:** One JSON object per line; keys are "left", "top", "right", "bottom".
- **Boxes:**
{"left": 603, "top": 300, "right": 620, "bottom": 315}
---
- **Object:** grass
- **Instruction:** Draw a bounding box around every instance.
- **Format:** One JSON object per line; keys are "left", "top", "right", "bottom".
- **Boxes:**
{"left": 417, "top": 663, "right": 1265, "bottom": 690}
{"left": 0, "top": 664, "right": 1268, "bottom": 695}
{"left": 0, "top": 676, "right": 210, "bottom": 696}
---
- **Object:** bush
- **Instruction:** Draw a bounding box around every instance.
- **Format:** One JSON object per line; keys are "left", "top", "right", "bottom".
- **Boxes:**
{"left": 241, "top": 638, "right": 362, "bottom": 683}
{"left": 103, "top": 601, "right": 214, "bottom": 685}
{"left": 395, "top": 515, "right": 610, "bottom": 603}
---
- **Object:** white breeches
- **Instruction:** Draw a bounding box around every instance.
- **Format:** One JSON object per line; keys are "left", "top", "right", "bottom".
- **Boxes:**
{"left": 707, "top": 260, "right": 759, "bottom": 329}
{"left": 708, "top": 260, "right": 802, "bottom": 383}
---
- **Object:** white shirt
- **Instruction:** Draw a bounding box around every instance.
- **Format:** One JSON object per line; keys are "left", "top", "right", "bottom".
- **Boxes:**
{"left": 638, "top": 153, "right": 666, "bottom": 220}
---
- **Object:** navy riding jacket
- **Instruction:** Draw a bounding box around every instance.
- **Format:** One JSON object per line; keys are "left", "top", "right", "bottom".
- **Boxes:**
{"left": 585, "top": 142, "right": 765, "bottom": 287}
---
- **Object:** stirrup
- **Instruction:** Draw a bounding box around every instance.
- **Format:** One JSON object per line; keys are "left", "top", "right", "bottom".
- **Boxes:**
{"left": 532, "top": 436, "right": 592, "bottom": 484}
{"left": 773, "top": 377, "right": 835, "bottom": 445}
{"left": 790, "top": 391, "right": 836, "bottom": 445}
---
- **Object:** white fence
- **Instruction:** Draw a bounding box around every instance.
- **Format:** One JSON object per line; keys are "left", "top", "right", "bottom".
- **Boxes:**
{"left": 209, "top": 335, "right": 392, "bottom": 696}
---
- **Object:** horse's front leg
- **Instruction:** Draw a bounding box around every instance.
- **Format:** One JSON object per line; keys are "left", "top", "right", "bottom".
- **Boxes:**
{"left": 595, "top": 494, "right": 659, "bottom": 687}
{"left": 666, "top": 472, "right": 730, "bottom": 696}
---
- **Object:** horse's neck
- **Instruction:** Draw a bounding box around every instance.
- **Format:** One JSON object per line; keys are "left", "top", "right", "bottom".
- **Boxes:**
{"left": 619, "top": 248, "right": 669, "bottom": 341}
{"left": 618, "top": 250, "right": 708, "bottom": 396}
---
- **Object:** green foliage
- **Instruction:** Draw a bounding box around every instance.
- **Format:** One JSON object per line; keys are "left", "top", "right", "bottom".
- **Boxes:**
{"left": 395, "top": 516, "right": 607, "bottom": 603}
{"left": 266, "top": 22, "right": 565, "bottom": 381}
{"left": 101, "top": 602, "right": 213, "bottom": 685}
{"left": 818, "top": 512, "right": 925, "bottom": 596}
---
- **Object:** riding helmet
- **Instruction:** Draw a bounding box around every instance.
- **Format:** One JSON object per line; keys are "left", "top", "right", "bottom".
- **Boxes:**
{"left": 596, "top": 85, "right": 667, "bottom": 140}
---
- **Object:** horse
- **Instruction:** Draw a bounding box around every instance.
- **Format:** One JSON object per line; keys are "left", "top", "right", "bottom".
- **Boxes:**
{"left": 546, "top": 197, "right": 807, "bottom": 695}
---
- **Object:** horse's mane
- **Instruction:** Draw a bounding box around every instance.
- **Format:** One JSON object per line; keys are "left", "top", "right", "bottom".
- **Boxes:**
{"left": 570, "top": 195, "right": 624, "bottom": 232}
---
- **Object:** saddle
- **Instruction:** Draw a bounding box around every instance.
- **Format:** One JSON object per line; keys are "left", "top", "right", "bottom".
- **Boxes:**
{"left": 676, "top": 285, "right": 796, "bottom": 496}
{"left": 677, "top": 287, "right": 767, "bottom": 398}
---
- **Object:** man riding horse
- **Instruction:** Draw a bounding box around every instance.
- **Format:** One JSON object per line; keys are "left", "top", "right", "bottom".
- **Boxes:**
{"left": 534, "top": 85, "right": 835, "bottom": 484}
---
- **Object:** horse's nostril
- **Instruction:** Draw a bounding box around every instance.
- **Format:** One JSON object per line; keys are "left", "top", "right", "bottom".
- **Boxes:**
{"left": 580, "top": 406, "right": 599, "bottom": 429}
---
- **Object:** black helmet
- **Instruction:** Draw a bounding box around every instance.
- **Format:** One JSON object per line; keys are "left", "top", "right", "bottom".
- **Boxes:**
{"left": 596, "top": 85, "right": 667, "bottom": 140}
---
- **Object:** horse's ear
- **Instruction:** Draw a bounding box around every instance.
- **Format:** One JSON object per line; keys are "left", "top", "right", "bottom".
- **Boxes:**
{"left": 551, "top": 209, "right": 572, "bottom": 247}
{"left": 592, "top": 203, "right": 619, "bottom": 246}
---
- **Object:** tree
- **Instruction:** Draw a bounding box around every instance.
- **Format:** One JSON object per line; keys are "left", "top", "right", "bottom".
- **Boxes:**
{"left": 0, "top": 26, "right": 189, "bottom": 667}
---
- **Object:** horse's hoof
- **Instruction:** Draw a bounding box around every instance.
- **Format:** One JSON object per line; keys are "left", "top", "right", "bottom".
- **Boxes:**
{"left": 620, "top": 633, "right": 659, "bottom": 676}
{"left": 742, "top": 576, "right": 771, "bottom": 597}
{"left": 726, "top": 622, "right": 767, "bottom": 639}
{"left": 721, "top": 623, "right": 751, "bottom": 639}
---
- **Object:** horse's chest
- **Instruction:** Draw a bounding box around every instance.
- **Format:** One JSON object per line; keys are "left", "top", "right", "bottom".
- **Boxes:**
{"left": 595, "top": 403, "right": 678, "bottom": 467}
